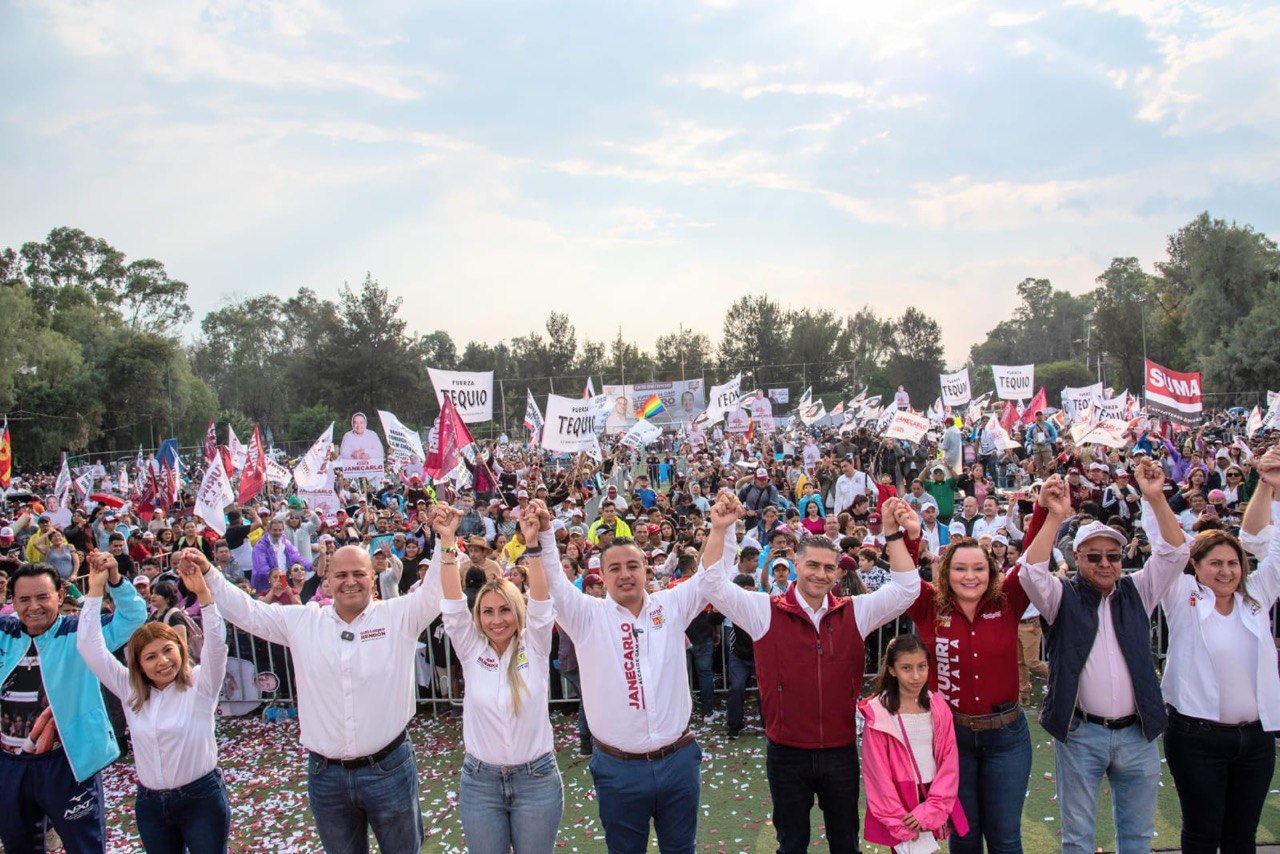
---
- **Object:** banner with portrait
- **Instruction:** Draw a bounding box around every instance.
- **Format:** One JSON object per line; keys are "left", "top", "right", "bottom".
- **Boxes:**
{"left": 601, "top": 379, "right": 705, "bottom": 433}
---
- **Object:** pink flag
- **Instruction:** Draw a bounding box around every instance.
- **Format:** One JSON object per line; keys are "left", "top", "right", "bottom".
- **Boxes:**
{"left": 424, "top": 397, "right": 474, "bottom": 480}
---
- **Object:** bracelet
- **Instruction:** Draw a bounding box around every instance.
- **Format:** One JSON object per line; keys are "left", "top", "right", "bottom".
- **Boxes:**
{"left": 884, "top": 531, "right": 905, "bottom": 543}
{"left": 439, "top": 545, "right": 459, "bottom": 557}
{"left": 523, "top": 546, "right": 543, "bottom": 556}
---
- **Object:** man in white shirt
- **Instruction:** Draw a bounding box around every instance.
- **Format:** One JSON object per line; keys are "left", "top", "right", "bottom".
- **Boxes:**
{"left": 971, "top": 496, "right": 1022, "bottom": 543}
{"left": 539, "top": 498, "right": 712, "bottom": 852}
{"left": 832, "top": 457, "right": 873, "bottom": 516}
{"left": 201, "top": 517, "right": 446, "bottom": 853}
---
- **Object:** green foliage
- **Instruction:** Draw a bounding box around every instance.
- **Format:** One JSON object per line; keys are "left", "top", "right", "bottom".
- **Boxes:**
{"left": 883, "top": 307, "right": 946, "bottom": 405}
{"left": 286, "top": 404, "right": 340, "bottom": 443}
{"left": 1035, "top": 361, "right": 1096, "bottom": 401}
{"left": 969, "top": 278, "right": 1093, "bottom": 371}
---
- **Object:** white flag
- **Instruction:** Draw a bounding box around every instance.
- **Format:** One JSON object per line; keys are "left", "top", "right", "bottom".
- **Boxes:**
{"left": 54, "top": 455, "right": 71, "bottom": 506}
{"left": 195, "top": 454, "right": 235, "bottom": 536}
{"left": 542, "top": 394, "right": 604, "bottom": 455}
{"left": 293, "top": 423, "right": 335, "bottom": 491}
{"left": 620, "top": 418, "right": 663, "bottom": 449}
{"left": 427, "top": 367, "right": 495, "bottom": 423}
{"left": 705, "top": 373, "right": 743, "bottom": 425}
{"left": 1245, "top": 406, "right": 1263, "bottom": 437}
{"left": 265, "top": 456, "right": 292, "bottom": 488}
{"left": 884, "top": 409, "right": 930, "bottom": 443}
{"left": 991, "top": 365, "right": 1035, "bottom": 400}
{"left": 799, "top": 400, "right": 827, "bottom": 426}
{"left": 378, "top": 410, "right": 426, "bottom": 462}
{"left": 939, "top": 368, "right": 972, "bottom": 407}
{"left": 227, "top": 426, "right": 247, "bottom": 472}
{"left": 985, "top": 414, "right": 1014, "bottom": 452}
{"left": 523, "top": 390, "right": 544, "bottom": 439}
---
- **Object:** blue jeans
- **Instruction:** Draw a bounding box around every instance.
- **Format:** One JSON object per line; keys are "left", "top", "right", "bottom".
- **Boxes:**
{"left": 459, "top": 752, "right": 563, "bottom": 853}
{"left": 1055, "top": 719, "right": 1161, "bottom": 854}
{"left": 589, "top": 739, "right": 701, "bottom": 853}
{"left": 765, "top": 740, "right": 860, "bottom": 854}
{"left": 135, "top": 769, "right": 231, "bottom": 854}
{"left": 686, "top": 637, "right": 714, "bottom": 716}
{"left": 0, "top": 749, "right": 105, "bottom": 854}
{"left": 561, "top": 670, "right": 592, "bottom": 742}
{"left": 726, "top": 654, "right": 755, "bottom": 730}
{"left": 951, "top": 710, "right": 1033, "bottom": 853}
{"left": 307, "top": 739, "right": 423, "bottom": 854}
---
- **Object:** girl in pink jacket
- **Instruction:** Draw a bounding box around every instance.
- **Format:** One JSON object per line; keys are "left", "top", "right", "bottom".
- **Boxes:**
{"left": 859, "top": 634, "right": 968, "bottom": 853}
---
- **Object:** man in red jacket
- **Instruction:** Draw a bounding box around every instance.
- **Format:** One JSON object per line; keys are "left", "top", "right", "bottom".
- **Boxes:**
{"left": 701, "top": 490, "right": 921, "bottom": 853}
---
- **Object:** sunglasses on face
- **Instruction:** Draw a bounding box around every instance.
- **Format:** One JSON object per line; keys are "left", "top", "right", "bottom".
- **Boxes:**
{"left": 1079, "top": 552, "right": 1123, "bottom": 565}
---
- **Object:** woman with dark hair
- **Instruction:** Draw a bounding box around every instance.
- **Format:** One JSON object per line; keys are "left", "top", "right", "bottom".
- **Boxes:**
{"left": 903, "top": 504, "right": 1058, "bottom": 852}
{"left": 1160, "top": 447, "right": 1280, "bottom": 853}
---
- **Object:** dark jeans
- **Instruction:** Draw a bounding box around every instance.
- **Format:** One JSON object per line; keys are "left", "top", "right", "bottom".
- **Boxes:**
{"left": 686, "top": 636, "right": 715, "bottom": 716}
{"left": 765, "top": 740, "right": 860, "bottom": 854}
{"left": 951, "top": 711, "right": 1033, "bottom": 853}
{"left": 136, "top": 769, "right": 231, "bottom": 854}
{"left": 727, "top": 654, "right": 755, "bottom": 730}
{"left": 1164, "top": 709, "right": 1276, "bottom": 854}
{"left": 0, "top": 749, "right": 105, "bottom": 854}
{"left": 561, "top": 670, "right": 592, "bottom": 742}
{"left": 590, "top": 739, "right": 701, "bottom": 853}
{"left": 306, "top": 739, "right": 423, "bottom": 854}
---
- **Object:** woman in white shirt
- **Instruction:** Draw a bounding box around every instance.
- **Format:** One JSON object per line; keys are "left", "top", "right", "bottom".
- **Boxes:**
{"left": 77, "top": 548, "right": 229, "bottom": 853}
{"left": 1160, "top": 446, "right": 1280, "bottom": 854}
{"left": 436, "top": 503, "right": 562, "bottom": 852}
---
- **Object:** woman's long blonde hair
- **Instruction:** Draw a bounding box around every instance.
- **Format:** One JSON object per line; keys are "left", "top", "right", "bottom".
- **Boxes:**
{"left": 471, "top": 579, "right": 529, "bottom": 714}
{"left": 125, "top": 622, "right": 192, "bottom": 712}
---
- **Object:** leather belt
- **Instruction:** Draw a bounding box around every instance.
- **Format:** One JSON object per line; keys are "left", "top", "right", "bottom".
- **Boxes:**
{"left": 953, "top": 705, "right": 1022, "bottom": 731}
{"left": 1075, "top": 709, "right": 1138, "bottom": 730}
{"left": 1167, "top": 706, "right": 1261, "bottom": 730}
{"left": 313, "top": 730, "right": 407, "bottom": 769}
{"left": 593, "top": 731, "right": 695, "bottom": 762}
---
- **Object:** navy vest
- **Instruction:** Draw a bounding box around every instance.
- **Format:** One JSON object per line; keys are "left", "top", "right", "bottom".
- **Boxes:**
{"left": 1040, "top": 574, "right": 1166, "bottom": 743}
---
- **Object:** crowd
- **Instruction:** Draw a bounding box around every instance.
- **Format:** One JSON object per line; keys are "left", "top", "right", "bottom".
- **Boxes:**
{"left": 0, "top": 404, "right": 1278, "bottom": 854}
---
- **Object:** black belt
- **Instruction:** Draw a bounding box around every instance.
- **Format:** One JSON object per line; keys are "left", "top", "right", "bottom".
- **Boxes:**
{"left": 1167, "top": 706, "right": 1262, "bottom": 730}
{"left": 313, "top": 731, "right": 407, "bottom": 769}
{"left": 1075, "top": 709, "right": 1138, "bottom": 730}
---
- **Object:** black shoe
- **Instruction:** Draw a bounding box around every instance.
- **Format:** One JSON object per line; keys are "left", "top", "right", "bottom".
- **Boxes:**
{"left": 579, "top": 736, "right": 593, "bottom": 756}
{"left": 726, "top": 726, "right": 742, "bottom": 739}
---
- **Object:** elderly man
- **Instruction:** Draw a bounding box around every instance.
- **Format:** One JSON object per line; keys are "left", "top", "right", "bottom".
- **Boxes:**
{"left": 201, "top": 508, "right": 451, "bottom": 853}
{"left": 1022, "top": 466, "right": 1188, "bottom": 854}
{"left": 0, "top": 555, "right": 146, "bottom": 853}
{"left": 251, "top": 519, "right": 311, "bottom": 595}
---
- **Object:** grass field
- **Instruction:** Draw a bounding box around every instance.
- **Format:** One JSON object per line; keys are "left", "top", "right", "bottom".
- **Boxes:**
{"left": 93, "top": 702, "right": 1280, "bottom": 853}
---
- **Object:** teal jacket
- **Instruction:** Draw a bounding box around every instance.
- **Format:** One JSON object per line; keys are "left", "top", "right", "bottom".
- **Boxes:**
{"left": 0, "top": 577, "right": 147, "bottom": 781}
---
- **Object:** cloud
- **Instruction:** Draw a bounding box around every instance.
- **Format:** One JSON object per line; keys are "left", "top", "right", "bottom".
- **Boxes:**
{"left": 32, "top": 0, "right": 438, "bottom": 100}
{"left": 665, "top": 61, "right": 926, "bottom": 107}
{"left": 988, "top": 9, "right": 1045, "bottom": 27}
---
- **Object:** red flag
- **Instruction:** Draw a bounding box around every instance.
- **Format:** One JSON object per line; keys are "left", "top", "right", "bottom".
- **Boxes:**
{"left": 237, "top": 426, "right": 267, "bottom": 504}
{"left": 203, "top": 419, "right": 218, "bottom": 465}
{"left": 1020, "top": 387, "right": 1047, "bottom": 425}
{"left": 999, "top": 401, "right": 1018, "bottom": 433}
{"left": 424, "top": 398, "right": 474, "bottom": 480}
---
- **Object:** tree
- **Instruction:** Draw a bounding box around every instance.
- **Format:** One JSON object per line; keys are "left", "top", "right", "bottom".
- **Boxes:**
{"left": 544, "top": 313, "right": 578, "bottom": 376}
{"left": 1201, "top": 281, "right": 1280, "bottom": 398}
{"left": 654, "top": 330, "right": 711, "bottom": 380}
{"left": 718, "top": 294, "right": 789, "bottom": 388}
{"left": 1036, "top": 361, "right": 1096, "bottom": 402}
{"left": 1091, "top": 258, "right": 1153, "bottom": 393}
{"left": 969, "top": 278, "right": 1092, "bottom": 368}
{"left": 287, "top": 403, "right": 341, "bottom": 443}
{"left": 835, "top": 307, "right": 890, "bottom": 391}
{"left": 884, "top": 308, "right": 945, "bottom": 406}
{"left": 787, "top": 308, "right": 844, "bottom": 393}
{"left": 416, "top": 331, "right": 458, "bottom": 371}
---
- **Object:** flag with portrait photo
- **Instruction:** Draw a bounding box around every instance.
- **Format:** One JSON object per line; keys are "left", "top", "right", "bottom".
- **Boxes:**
{"left": 0, "top": 417, "right": 10, "bottom": 490}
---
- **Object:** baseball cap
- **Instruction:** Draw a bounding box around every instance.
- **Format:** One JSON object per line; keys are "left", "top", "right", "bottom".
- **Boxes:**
{"left": 489, "top": 498, "right": 502, "bottom": 506}
{"left": 1208, "top": 489, "right": 1226, "bottom": 502}
{"left": 755, "top": 467, "right": 769, "bottom": 478}
{"left": 1072, "top": 520, "right": 1129, "bottom": 551}
{"left": 648, "top": 524, "right": 661, "bottom": 535}
{"left": 867, "top": 512, "right": 882, "bottom": 526}
{"left": 861, "top": 536, "right": 877, "bottom": 548}
{"left": 551, "top": 519, "right": 567, "bottom": 532}
{"left": 1088, "top": 462, "right": 1110, "bottom": 472}
{"left": 587, "top": 556, "right": 601, "bottom": 570}
{"left": 948, "top": 521, "right": 966, "bottom": 536}
{"left": 583, "top": 573, "right": 603, "bottom": 587}
{"left": 133, "top": 576, "right": 151, "bottom": 588}
{"left": 516, "top": 490, "right": 529, "bottom": 498}
{"left": 569, "top": 526, "right": 584, "bottom": 537}
{"left": 0, "top": 527, "right": 13, "bottom": 538}
{"left": 770, "top": 557, "right": 790, "bottom": 569}
{"left": 142, "top": 531, "right": 155, "bottom": 540}
{"left": 257, "top": 507, "right": 271, "bottom": 516}
{"left": 838, "top": 554, "right": 857, "bottom": 572}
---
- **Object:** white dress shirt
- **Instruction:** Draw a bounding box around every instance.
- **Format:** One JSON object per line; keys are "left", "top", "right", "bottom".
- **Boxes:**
{"left": 1161, "top": 517, "right": 1280, "bottom": 729}
{"left": 441, "top": 595, "right": 555, "bottom": 765}
{"left": 702, "top": 525, "right": 919, "bottom": 640}
{"left": 205, "top": 556, "right": 442, "bottom": 760}
{"left": 543, "top": 529, "right": 708, "bottom": 753}
{"left": 1021, "top": 500, "right": 1190, "bottom": 718}
{"left": 77, "top": 598, "right": 227, "bottom": 790}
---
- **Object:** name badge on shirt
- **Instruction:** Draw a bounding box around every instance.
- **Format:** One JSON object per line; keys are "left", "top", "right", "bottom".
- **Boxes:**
{"left": 359, "top": 628, "right": 387, "bottom": 642}
{"left": 649, "top": 604, "right": 666, "bottom": 629}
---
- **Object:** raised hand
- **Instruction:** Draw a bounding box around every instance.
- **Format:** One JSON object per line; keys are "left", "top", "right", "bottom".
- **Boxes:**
{"left": 1038, "top": 475, "right": 1073, "bottom": 517}
{"left": 86, "top": 552, "right": 113, "bottom": 596}
{"left": 177, "top": 548, "right": 213, "bottom": 603}
{"left": 1256, "top": 446, "right": 1280, "bottom": 490}
{"left": 518, "top": 509, "right": 541, "bottom": 545}
{"left": 431, "top": 504, "right": 462, "bottom": 541}
{"left": 887, "top": 497, "right": 920, "bottom": 539}
{"left": 709, "top": 489, "right": 743, "bottom": 532}
{"left": 1131, "top": 458, "right": 1167, "bottom": 500}
{"left": 527, "top": 499, "right": 553, "bottom": 532}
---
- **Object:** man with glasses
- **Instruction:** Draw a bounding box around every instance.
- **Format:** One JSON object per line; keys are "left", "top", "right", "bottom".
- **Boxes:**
{"left": 1020, "top": 462, "right": 1188, "bottom": 854}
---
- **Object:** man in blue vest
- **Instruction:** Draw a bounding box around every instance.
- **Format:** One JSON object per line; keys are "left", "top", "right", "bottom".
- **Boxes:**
{"left": 0, "top": 554, "right": 147, "bottom": 853}
{"left": 1020, "top": 465, "right": 1188, "bottom": 854}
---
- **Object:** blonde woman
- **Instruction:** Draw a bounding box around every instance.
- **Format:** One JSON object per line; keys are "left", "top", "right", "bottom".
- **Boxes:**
{"left": 437, "top": 502, "right": 562, "bottom": 853}
{"left": 77, "top": 548, "right": 229, "bottom": 853}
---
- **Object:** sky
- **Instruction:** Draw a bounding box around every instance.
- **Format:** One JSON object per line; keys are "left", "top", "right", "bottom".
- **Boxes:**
{"left": 2, "top": 0, "right": 1278, "bottom": 367}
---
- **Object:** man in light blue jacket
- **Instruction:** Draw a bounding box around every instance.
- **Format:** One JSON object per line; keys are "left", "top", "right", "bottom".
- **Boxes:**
{"left": 0, "top": 554, "right": 146, "bottom": 853}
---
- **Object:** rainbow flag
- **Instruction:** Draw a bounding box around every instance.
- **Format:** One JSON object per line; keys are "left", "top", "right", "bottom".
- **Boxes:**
{"left": 637, "top": 394, "right": 666, "bottom": 419}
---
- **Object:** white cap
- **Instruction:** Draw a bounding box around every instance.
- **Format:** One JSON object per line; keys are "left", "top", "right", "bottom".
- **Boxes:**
{"left": 587, "top": 555, "right": 601, "bottom": 570}
{"left": 755, "top": 467, "right": 769, "bottom": 478}
{"left": 1072, "top": 520, "right": 1129, "bottom": 551}
{"left": 948, "top": 521, "right": 966, "bottom": 536}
